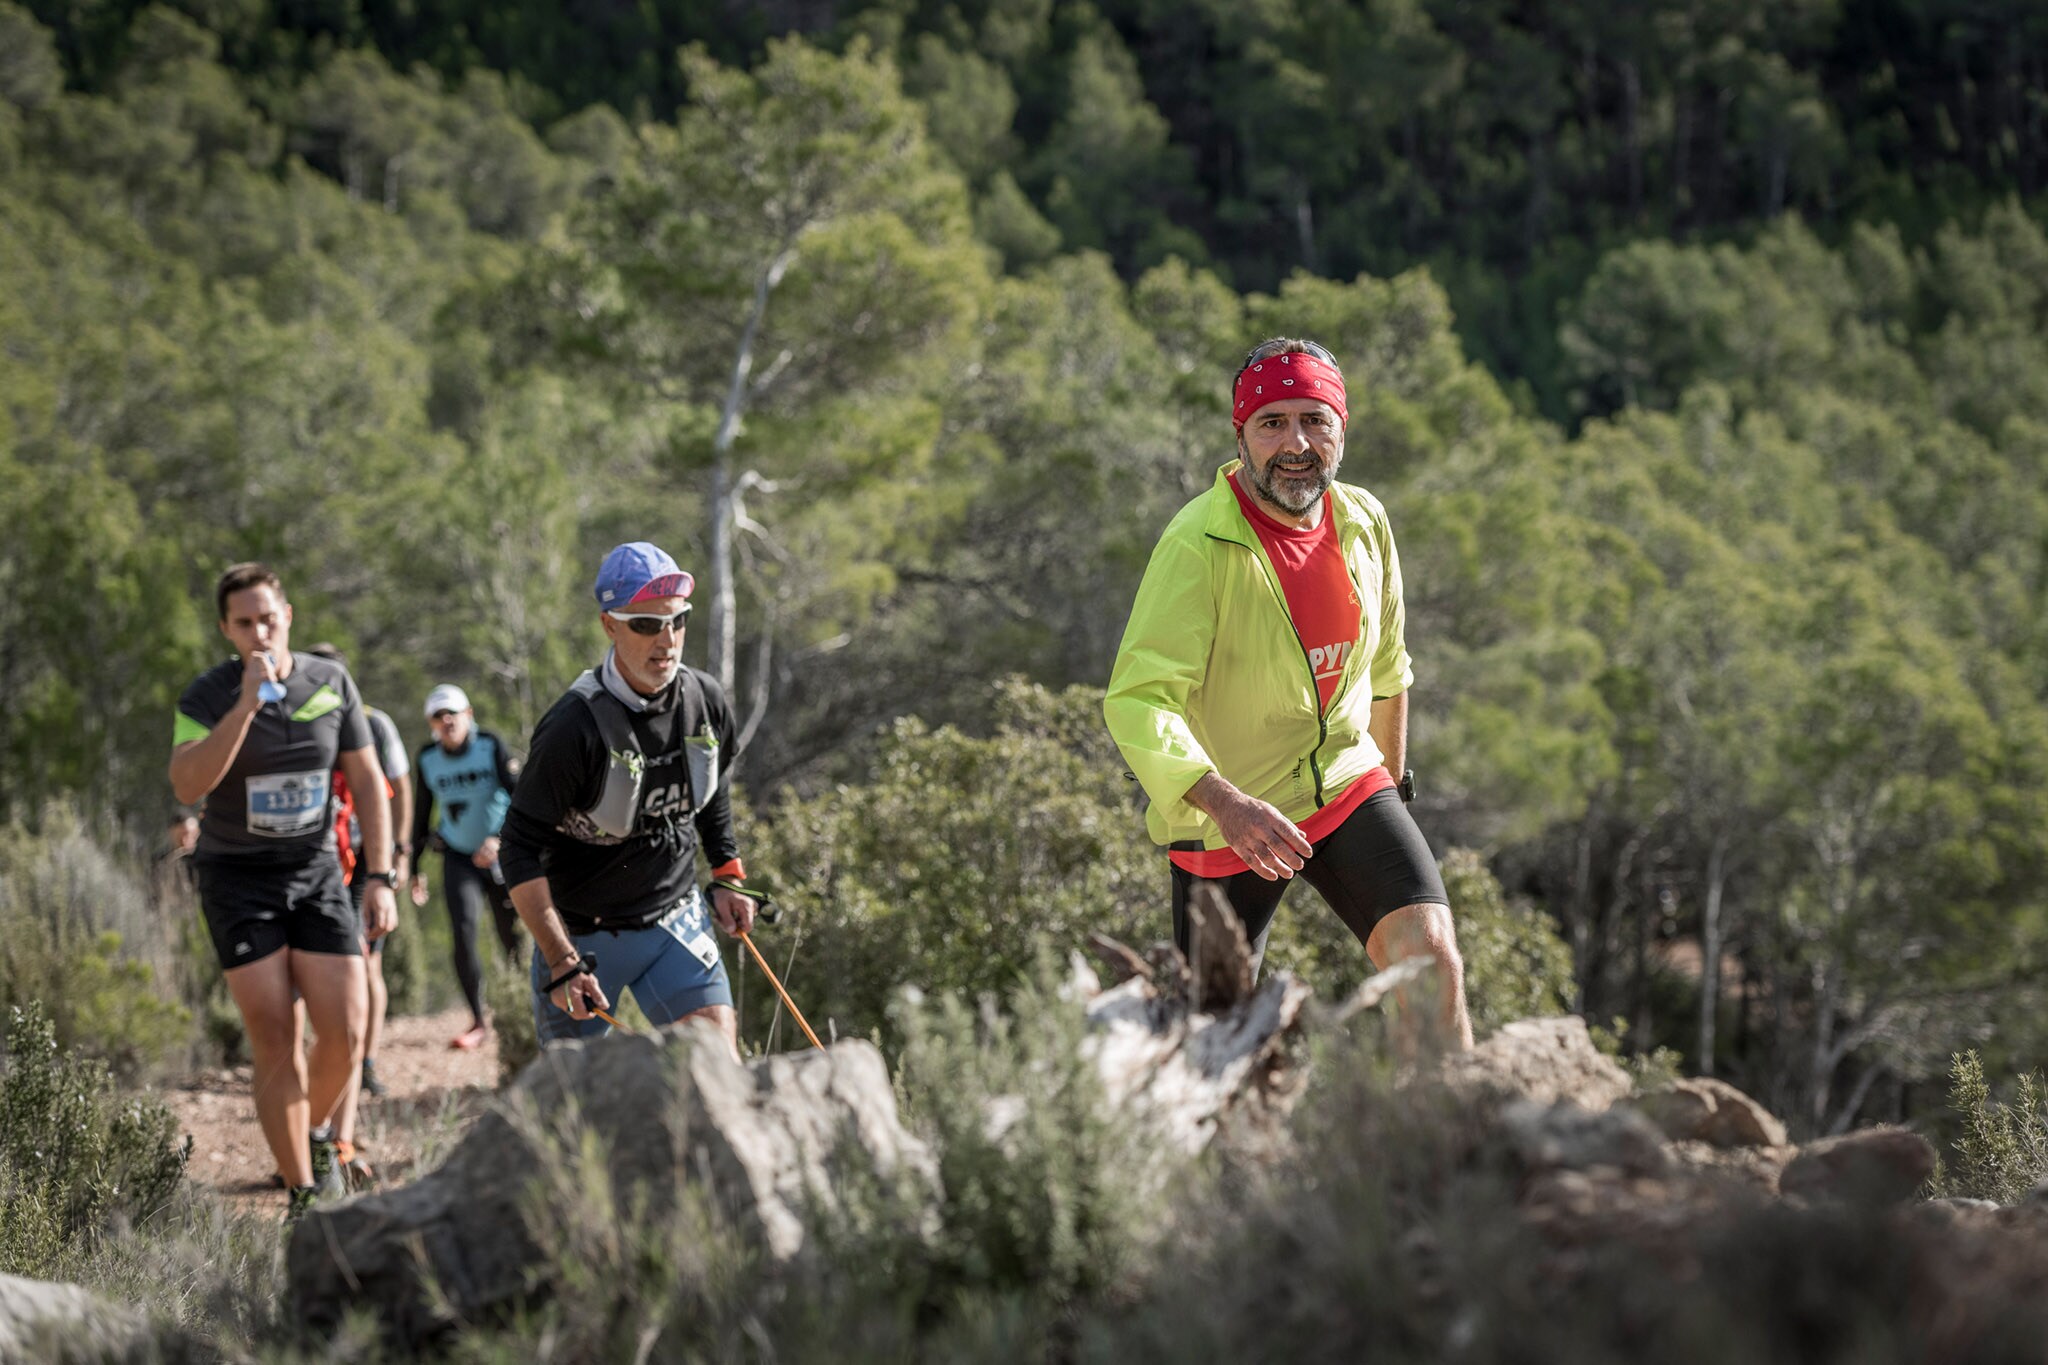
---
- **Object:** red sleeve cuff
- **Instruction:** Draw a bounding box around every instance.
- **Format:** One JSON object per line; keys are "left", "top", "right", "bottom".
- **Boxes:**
{"left": 710, "top": 858, "right": 746, "bottom": 882}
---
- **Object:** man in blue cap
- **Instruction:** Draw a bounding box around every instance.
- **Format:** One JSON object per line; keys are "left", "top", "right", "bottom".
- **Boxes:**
{"left": 498, "top": 542, "right": 755, "bottom": 1059}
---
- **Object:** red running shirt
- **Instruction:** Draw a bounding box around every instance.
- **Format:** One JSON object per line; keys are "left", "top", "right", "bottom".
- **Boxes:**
{"left": 1227, "top": 472, "right": 1360, "bottom": 712}
{"left": 1168, "top": 476, "right": 1383, "bottom": 878}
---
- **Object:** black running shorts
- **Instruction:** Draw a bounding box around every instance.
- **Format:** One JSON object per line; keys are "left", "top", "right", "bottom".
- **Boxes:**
{"left": 1170, "top": 785, "right": 1448, "bottom": 970}
{"left": 196, "top": 852, "right": 361, "bottom": 969}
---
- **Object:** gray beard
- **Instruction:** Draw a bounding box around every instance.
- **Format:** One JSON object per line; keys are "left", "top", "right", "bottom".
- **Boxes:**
{"left": 1244, "top": 456, "right": 1331, "bottom": 517}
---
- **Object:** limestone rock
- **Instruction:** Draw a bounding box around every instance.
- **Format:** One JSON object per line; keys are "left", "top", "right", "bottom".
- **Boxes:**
{"left": 1442, "top": 1017, "right": 1632, "bottom": 1116}
{"left": 1504, "top": 1100, "right": 1675, "bottom": 1179}
{"left": 1780, "top": 1127, "right": 1936, "bottom": 1207}
{"left": 0, "top": 1273, "right": 155, "bottom": 1362}
{"left": 1666, "top": 1139, "right": 1794, "bottom": 1195}
{"left": 288, "top": 1026, "right": 932, "bottom": 1350}
{"left": 1636, "top": 1077, "right": 1787, "bottom": 1149}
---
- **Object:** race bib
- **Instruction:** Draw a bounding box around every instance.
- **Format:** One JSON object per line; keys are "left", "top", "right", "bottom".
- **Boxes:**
{"left": 663, "top": 893, "right": 721, "bottom": 969}
{"left": 246, "top": 769, "right": 329, "bottom": 837}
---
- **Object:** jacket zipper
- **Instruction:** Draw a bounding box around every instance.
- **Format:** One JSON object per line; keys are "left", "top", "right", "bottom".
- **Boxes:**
{"left": 1230, "top": 533, "right": 1329, "bottom": 810}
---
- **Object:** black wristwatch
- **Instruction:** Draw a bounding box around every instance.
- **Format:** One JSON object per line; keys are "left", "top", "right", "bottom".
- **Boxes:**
{"left": 1398, "top": 769, "right": 1417, "bottom": 804}
{"left": 361, "top": 869, "right": 398, "bottom": 888}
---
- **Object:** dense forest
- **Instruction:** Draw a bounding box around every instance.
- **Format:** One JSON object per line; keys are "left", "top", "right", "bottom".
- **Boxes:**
{"left": 2, "top": 0, "right": 2046, "bottom": 1136}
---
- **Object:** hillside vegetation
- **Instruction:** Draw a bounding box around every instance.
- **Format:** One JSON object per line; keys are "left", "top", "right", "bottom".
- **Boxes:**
{"left": 0, "top": 0, "right": 2045, "bottom": 1139}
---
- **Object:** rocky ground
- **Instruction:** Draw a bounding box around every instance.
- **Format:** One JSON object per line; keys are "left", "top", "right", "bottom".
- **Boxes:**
{"left": 165, "top": 1006, "right": 501, "bottom": 1217}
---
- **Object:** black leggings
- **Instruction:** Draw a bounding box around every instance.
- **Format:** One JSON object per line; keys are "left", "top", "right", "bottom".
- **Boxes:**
{"left": 1170, "top": 787, "right": 1448, "bottom": 974}
{"left": 442, "top": 852, "right": 522, "bottom": 1022}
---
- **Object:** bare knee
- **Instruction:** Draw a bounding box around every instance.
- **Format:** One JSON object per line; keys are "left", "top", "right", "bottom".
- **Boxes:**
{"left": 241, "top": 1011, "right": 300, "bottom": 1068}
{"left": 1368, "top": 903, "right": 1463, "bottom": 977}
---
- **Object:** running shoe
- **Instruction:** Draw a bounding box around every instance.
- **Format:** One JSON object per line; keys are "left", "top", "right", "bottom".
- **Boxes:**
{"left": 308, "top": 1126, "right": 347, "bottom": 1200}
{"left": 449, "top": 1022, "right": 488, "bottom": 1051}
{"left": 284, "top": 1183, "right": 320, "bottom": 1225}
{"left": 360, "top": 1056, "right": 388, "bottom": 1097}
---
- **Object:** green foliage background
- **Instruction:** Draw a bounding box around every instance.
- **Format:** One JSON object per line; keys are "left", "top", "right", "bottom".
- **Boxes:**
{"left": 0, "top": 0, "right": 2044, "bottom": 1140}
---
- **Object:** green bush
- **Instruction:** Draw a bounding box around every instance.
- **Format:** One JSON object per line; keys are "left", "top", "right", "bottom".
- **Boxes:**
{"left": 1443, "top": 849, "right": 1577, "bottom": 1038}
{"left": 0, "top": 809, "right": 196, "bottom": 1077}
{"left": 0, "top": 1002, "right": 189, "bottom": 1277}
{"left": 1943, "top": 1050, "right": 2048, "bottom": 1204}
{"left": 890, "top": 959, "right": 1160, "bottom": 1305}
{"left": 486, "top": 951, "right": 539, "bottom": 1086}
{"left": 741, "top": 679, "right": 1157, "bottom": 1047}
{"left": 734, "top": 961, "right": 1172, "bottom": 1359}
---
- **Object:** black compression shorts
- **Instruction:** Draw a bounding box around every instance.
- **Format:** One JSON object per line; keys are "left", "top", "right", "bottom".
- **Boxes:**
{"left": 1170, "top": 785, "right": 1448, "bottom": 970}
{"left": 196, "top": 853, "right": 361, "bottom": 969}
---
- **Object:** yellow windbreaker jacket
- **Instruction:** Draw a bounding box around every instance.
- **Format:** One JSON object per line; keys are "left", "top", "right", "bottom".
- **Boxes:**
{"left": 1103, "top": 461, "right": 1413, "bottom": 851}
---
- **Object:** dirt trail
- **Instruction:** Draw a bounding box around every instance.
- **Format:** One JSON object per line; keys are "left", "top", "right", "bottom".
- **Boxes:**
{"left": 167, "top": 1006, "right": 501, "bottom": 1216}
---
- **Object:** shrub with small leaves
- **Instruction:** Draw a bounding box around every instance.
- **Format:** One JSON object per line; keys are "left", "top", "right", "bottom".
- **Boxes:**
{"left": 0, "top": 812, "right": 195, "bottom": 1078}
{"left": 1944, "top": 1049, "right": 2048, "bottom": 1204}
{"left": 0, "top": 1001, "right": 189, "bottom": 1276}
{"left": 486, "top": 953, "right": 540, "bottom": 1086}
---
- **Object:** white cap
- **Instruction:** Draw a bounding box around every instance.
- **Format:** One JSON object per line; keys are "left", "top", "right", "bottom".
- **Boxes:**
{"left": 423, "top": 684, "right": 471, "bottom": 718}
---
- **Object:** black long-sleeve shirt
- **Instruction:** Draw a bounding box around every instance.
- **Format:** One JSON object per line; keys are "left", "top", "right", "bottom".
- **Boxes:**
{"left": 500, "top": 663, "right": 739, "bottom": 932}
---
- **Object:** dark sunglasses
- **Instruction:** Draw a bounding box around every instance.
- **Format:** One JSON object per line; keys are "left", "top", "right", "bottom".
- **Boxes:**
{"left": 606, "top": 605, "right": 692, "bottom": 636}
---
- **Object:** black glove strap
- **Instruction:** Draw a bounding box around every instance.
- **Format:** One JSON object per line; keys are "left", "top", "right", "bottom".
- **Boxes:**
{"left": 544, "top": 954, "right": 597, "bottom": 994}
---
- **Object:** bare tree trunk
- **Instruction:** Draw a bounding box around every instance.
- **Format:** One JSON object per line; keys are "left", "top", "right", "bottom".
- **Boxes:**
{"left": 1828, "top": 1060, "right": 1883, "bottom": 1136}
{"left": 1525, "top": 131, "right": 1549, "bottom": 256}
{"left": 1293, "top": 176, "right": 1318, "bottom": 274}
{"left": 1809, "top": 955, "right": 1840, "bottom": 1132}
{"left": 1672, "top": 89, "right": 1693, "bottom": 218}
{"left": 707, "top": 247, "right": 794, "bottom": 694}
{"left": 1569, "top": 820, "right": 1595, "bottom": 1013}
{"left": 1622, "top": 59, "right": 1643, "bottom": 221}
{"left": 1698, "top": 832, "right": 1727, "bottom": 1075}
{"left": 1632, "top": 864, "right": 1654, "bottom": 1047}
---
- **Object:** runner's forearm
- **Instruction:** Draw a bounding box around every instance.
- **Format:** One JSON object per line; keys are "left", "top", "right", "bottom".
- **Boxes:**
{"left": 509, "top": 876, "right": 578, "bottom": 971}
{"left": 408, "top": 784, "right": 434, "bottom": 858}
{"left": 1368, "top": 692, "right": 1408, "bottom": 784}
{"left": 168, "top": 697, "right": 260, "bottom": 804}
{"left": 1182, "top": 770, "right": 1240, "bottom": 818}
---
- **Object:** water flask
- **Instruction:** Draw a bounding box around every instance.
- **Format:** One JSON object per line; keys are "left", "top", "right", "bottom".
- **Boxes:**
{"left": 257, "top": 651, "right": 287, "bottom": 704}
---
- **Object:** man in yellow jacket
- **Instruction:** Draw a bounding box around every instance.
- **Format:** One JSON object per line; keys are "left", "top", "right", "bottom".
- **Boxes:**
{"left": 1104, "top": 336, "right": 1472, "bottom": 1049}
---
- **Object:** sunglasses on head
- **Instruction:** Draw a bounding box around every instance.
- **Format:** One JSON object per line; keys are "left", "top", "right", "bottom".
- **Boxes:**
{"left": 606, "top": 605, "right": 692, "bottom": 636}
{"left": 1236, "top": 339, "right": 1339, "bottom": 381}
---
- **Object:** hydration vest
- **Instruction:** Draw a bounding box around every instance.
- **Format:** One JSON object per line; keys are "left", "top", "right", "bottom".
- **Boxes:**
{"left": 558, "top": 667, "right": 719, "bottom": 843}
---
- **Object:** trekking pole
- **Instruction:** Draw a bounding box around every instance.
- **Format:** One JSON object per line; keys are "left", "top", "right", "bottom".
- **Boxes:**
{"left": 737, "top": 930, "right": 823, "bottom": 1050}
{"left": 712, "top": 879, "right": 822, "bottom": 1051}
{"left": 590, "top": 1004, "right": 637, "bottom": 1035}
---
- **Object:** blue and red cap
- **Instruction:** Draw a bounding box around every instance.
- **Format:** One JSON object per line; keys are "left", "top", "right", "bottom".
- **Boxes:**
{"left": 593, "top": 542, "right": 695, "bottom": 608}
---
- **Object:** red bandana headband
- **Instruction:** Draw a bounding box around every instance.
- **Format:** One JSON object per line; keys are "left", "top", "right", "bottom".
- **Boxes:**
{"left": 1232, "top": 351, "right": 1348, "bottom": 429}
